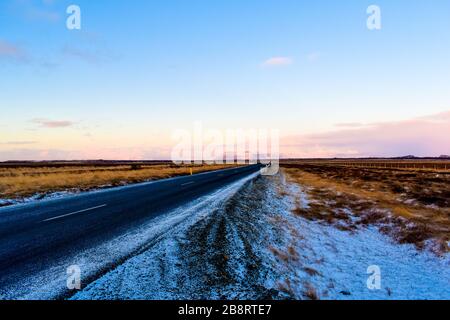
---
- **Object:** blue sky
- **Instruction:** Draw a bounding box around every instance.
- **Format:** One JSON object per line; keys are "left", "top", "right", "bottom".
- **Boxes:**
{"left": 1, "top": 0, "right": 450, "bottom": 159}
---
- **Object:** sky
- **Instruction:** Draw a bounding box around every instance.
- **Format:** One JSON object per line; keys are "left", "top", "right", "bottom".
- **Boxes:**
{"left": 1, "top": 0, "right": 449, "bottom": 160}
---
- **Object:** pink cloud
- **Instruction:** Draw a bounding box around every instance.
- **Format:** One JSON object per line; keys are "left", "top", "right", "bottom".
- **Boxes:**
{"left": 3, "top": 112, "right": 449, "bottom": 161}
{"left": 32, "top": 119, "right": 75, "bottom": 128}
{"left": 262, "top": 57, "right": 293, "bottom": 67}
{"left": 281, "top": 111, "right": 450, "bottom": 158}
{"left": 0, "top": 141, "right": 37, "bottom": 145}
{"left": 0, "top": 147, "right": 173, "bottom": 162}
{"left": 0, "top": 40, "right": 27, "bottom": 61}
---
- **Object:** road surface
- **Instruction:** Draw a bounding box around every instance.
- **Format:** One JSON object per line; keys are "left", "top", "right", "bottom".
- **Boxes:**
{"left": 0, "top": 164, "right": 262, "bottom": 298}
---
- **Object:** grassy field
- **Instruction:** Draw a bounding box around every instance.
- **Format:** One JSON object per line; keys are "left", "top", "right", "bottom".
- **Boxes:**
{"left": 282, "top": 159, "right": 450, "bottom": 171}
{"left": 281, "top": 160, "right": 450, "bottom": 254}
{"left": 0, "top": 162, "right": 238, "bottom": 202}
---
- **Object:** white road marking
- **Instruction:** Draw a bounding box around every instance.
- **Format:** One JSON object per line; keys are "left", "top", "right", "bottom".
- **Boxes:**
{"left": 181, "top": 182, "right": 195, "bottom": 186}
{"left": 42, "top": 204, "right": 108, "bottom": 222}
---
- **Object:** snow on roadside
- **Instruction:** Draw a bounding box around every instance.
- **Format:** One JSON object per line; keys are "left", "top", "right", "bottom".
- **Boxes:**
{"left": 2, "top": 173, "right": 259, "bottom": 300}
{"left": 267, "top": 173, "right": 450, "bottom": 300}
{"left": 72, "top": 173, "right": 283, "bottom": 300}
{"left": 0, "top": 182, "right": 136, "bottom": 208}
{"left": 0, "top": 191, "right": 76, "bottom": 207}
{"left": 72, "top": 172, "right": 449, "bottom": 300}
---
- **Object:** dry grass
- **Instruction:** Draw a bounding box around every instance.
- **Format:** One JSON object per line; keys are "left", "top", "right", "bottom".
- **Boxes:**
{"left": 283, "top": 163, "right": 450, "bottom": 254}
{"left": 269, "top": 245, "right": 292, "bottom": 263}
{"left": 302, "top": 282, "right": 320, "bottom": 300}
{"left": 0, "top": 163, "right": 238, "bottom": 201}
{"left": 303, "top": 267, "right": 321, "bottom": 277}
{"left": 282, "top": 159, "right": 450, "bottom": 172}
{"left": 276, "top": 279, "right": 295, "bottom": 297}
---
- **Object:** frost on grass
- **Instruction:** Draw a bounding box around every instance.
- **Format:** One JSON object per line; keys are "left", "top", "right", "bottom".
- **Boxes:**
{"left": 72, "top": 172, "right": 449, "bottom": 300}
{"left": 284, "top": 164, "right": 450, "bottom": 255}
{"left": 269, "top": 176, "right": 449, "bottom": 300}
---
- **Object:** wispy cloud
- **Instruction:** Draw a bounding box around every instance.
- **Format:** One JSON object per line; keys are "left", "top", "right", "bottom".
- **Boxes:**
{"left": 0, "top": 141, "right": 37, "bottom": 145}
{"left": 62, "top": 43, "right": 117, "bottom": 65}
{"left": 32, "top": 118, "right": 75, "bottom": 128}
{"left": 0, "top": 148, "right": 75, "bottom": 161}
{"left": 334, "top": 122, "right": 367, "bottom": 128}
{"left": 62, "top": 46, "right": 100, "bottom": 64}
{"left": 262, "top": 56, "right": 293, "bottom": 67}
{"left": 12, "top": 0, "right": 60, "bottom": 23}
{"left": 306, "top": 52, "right": 322, "bottom": 62}
{"left": 0, "top": 146, "right": 173, "bottom": 161}
{"left": 0, "top": 40, "right": 28, "bottom": 62}
{"left": 281, "top": 111, "right": 450, "bottom": 158}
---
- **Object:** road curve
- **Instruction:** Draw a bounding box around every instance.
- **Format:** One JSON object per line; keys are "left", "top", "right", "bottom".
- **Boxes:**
{"left": 0, "top": 164, "right": 262, "bottom": 296}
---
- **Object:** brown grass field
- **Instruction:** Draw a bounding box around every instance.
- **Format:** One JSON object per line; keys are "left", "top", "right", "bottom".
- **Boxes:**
{"left": 281, "top": 160, "right": 450, "bottom": 254}
{"left": 2, "top": 158, "right": 449, "bottom": 254}
{"left": 0, "top": 161, "right": 238, "bottom": 202}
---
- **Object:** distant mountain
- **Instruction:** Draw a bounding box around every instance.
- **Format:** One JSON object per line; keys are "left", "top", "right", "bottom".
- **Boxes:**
{"left": 392, "top": 155, "right": 450, "bottom": 160}
{"left": 394, "top": 155, "right": 418, "bottom": 159}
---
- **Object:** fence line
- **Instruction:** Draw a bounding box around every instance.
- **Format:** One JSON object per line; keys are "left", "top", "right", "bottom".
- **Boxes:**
{"left": 319, "top": 162, "right": 449, "bottom": 170}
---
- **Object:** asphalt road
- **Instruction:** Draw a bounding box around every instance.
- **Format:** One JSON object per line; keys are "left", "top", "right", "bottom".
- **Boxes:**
{"left": 0, "top": 164, "right": 262, "bottom": 295}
